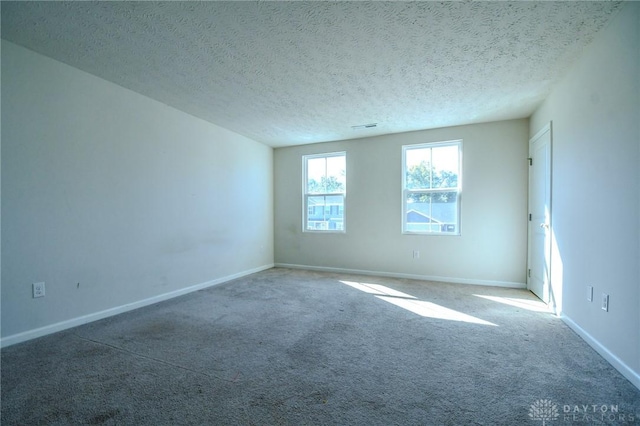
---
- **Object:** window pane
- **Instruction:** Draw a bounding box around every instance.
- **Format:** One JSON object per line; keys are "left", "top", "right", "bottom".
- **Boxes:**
{"left": 307, "top": 157, "right": 326, "bottom": 194}
{"left": 405, "top": 192, "right": 457, "bottom": 233}
{"left": 431, "top": 145, "right": 459, "bottom": 189}
{"left": 405, "top": 147, "right": 432, "bottom": 190}
{"left": 307, "top": 195, "right": 344, "bottom": 231}
{"left": 403, "top": 141, "right": 460, "bottom": 234}
{"left": 306, "top": 154, "right": 346, "bottom": 194}
{"left": 304, "top": 152, "right": 346, "bottom": 232}
{"left": 326, "top": 155, "right": 346, "bottom": 192}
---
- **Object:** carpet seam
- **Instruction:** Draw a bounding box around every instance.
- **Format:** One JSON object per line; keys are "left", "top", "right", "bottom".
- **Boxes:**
{"left": 72, "top": 333, "right": 241, "bottom": 384}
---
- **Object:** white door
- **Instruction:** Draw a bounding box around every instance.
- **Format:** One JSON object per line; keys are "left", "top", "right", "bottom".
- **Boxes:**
{"left": 527, "top": 123, "right": 552, "bottom": 303}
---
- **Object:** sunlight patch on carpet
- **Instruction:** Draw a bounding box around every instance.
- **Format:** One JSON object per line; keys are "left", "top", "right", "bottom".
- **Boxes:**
{"left": 376, "top": 296, "right": 497, "bottom": 326}
{"left": 340, "top": 281, "right": 416, "bottom": 299}
{"left": 340, "top": 280, "right": 496, "bottom": 326}
{"left": 474, "top": 294, "right": 551, "bottom": 313}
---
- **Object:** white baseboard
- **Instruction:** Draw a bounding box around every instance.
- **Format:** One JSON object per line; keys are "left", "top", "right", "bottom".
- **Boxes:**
{"left": 0, "top": 264, "right": 274, "bottom": 348}
{"left": 274, "top": 263, "right": 526, "bottom": 289}
{"left": 562, "top": 314, "right": 640, "bottom": 391}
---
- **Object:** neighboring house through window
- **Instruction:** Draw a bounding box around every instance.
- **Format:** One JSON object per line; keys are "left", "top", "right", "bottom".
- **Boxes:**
{"left": 303, "top": 152, "right": 346, "bottom": 232}
{"left": 402, "top": 141, "right": 461, "bottom": 235}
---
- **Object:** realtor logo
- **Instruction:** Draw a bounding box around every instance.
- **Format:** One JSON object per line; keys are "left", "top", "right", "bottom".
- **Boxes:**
{"left": 529, "top": 399, "right": 560, "bottom": 425}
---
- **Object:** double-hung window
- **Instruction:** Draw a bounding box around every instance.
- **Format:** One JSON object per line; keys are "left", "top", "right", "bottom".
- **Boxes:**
{"left": 303, "top": 152, "right": 346, "bottom": 232}
{"left": 402, "top": 141, "right": 462, "bottom": 235}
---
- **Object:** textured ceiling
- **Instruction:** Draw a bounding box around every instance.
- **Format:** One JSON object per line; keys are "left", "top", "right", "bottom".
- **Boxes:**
{"left": 1, "top": 1, "right": 622, "bottom": 147}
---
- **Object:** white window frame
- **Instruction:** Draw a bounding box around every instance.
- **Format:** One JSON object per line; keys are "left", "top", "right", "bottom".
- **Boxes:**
{"left": 302, "top": 151, "right": 346, "bottom": 233}
{"left": 402, "top": 140, "right": 462, "bottom": 236}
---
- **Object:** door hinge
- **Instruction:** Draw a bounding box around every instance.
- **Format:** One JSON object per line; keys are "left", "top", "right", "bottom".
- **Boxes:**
{"left": 528, "top": 269, "right": 531, "bottom": 278}
{"left": 529, "top": 213, "right": 532, "bottom": 221}
{"left": 528, "top": 157, "right": 533, "bottom": 166}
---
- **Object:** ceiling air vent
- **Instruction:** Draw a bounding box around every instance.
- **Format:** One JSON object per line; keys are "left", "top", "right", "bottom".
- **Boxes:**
{"left": 351, "top": 123, "right": 377, "bottom": 130}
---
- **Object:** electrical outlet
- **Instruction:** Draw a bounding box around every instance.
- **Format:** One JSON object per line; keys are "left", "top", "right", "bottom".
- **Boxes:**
{"left": 587, "top": 286, "right": 593, "bottom": 302}
{"left": 413, "top": 250, "right": 420, "bottom": 259}
{"left": 33, "top": 282, "right": 45, "bottom": 298}
{"left": 601, "top": 293, "right": 609, "bottom": 312}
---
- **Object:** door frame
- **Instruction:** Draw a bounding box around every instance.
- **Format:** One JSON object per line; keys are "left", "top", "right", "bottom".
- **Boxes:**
{"left": 527, "top": 122, "right": 553, "bottom": 306}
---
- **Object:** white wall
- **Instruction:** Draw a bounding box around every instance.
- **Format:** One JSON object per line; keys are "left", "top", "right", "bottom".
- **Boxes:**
{"left": 275, "top": 119, "right": 529, "bottom": 286}
{"left": 1, "top": 41, "right": 274, "bottom": 343}
{"left": 530, "top": 2, "right": 639, "bottom": 386}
